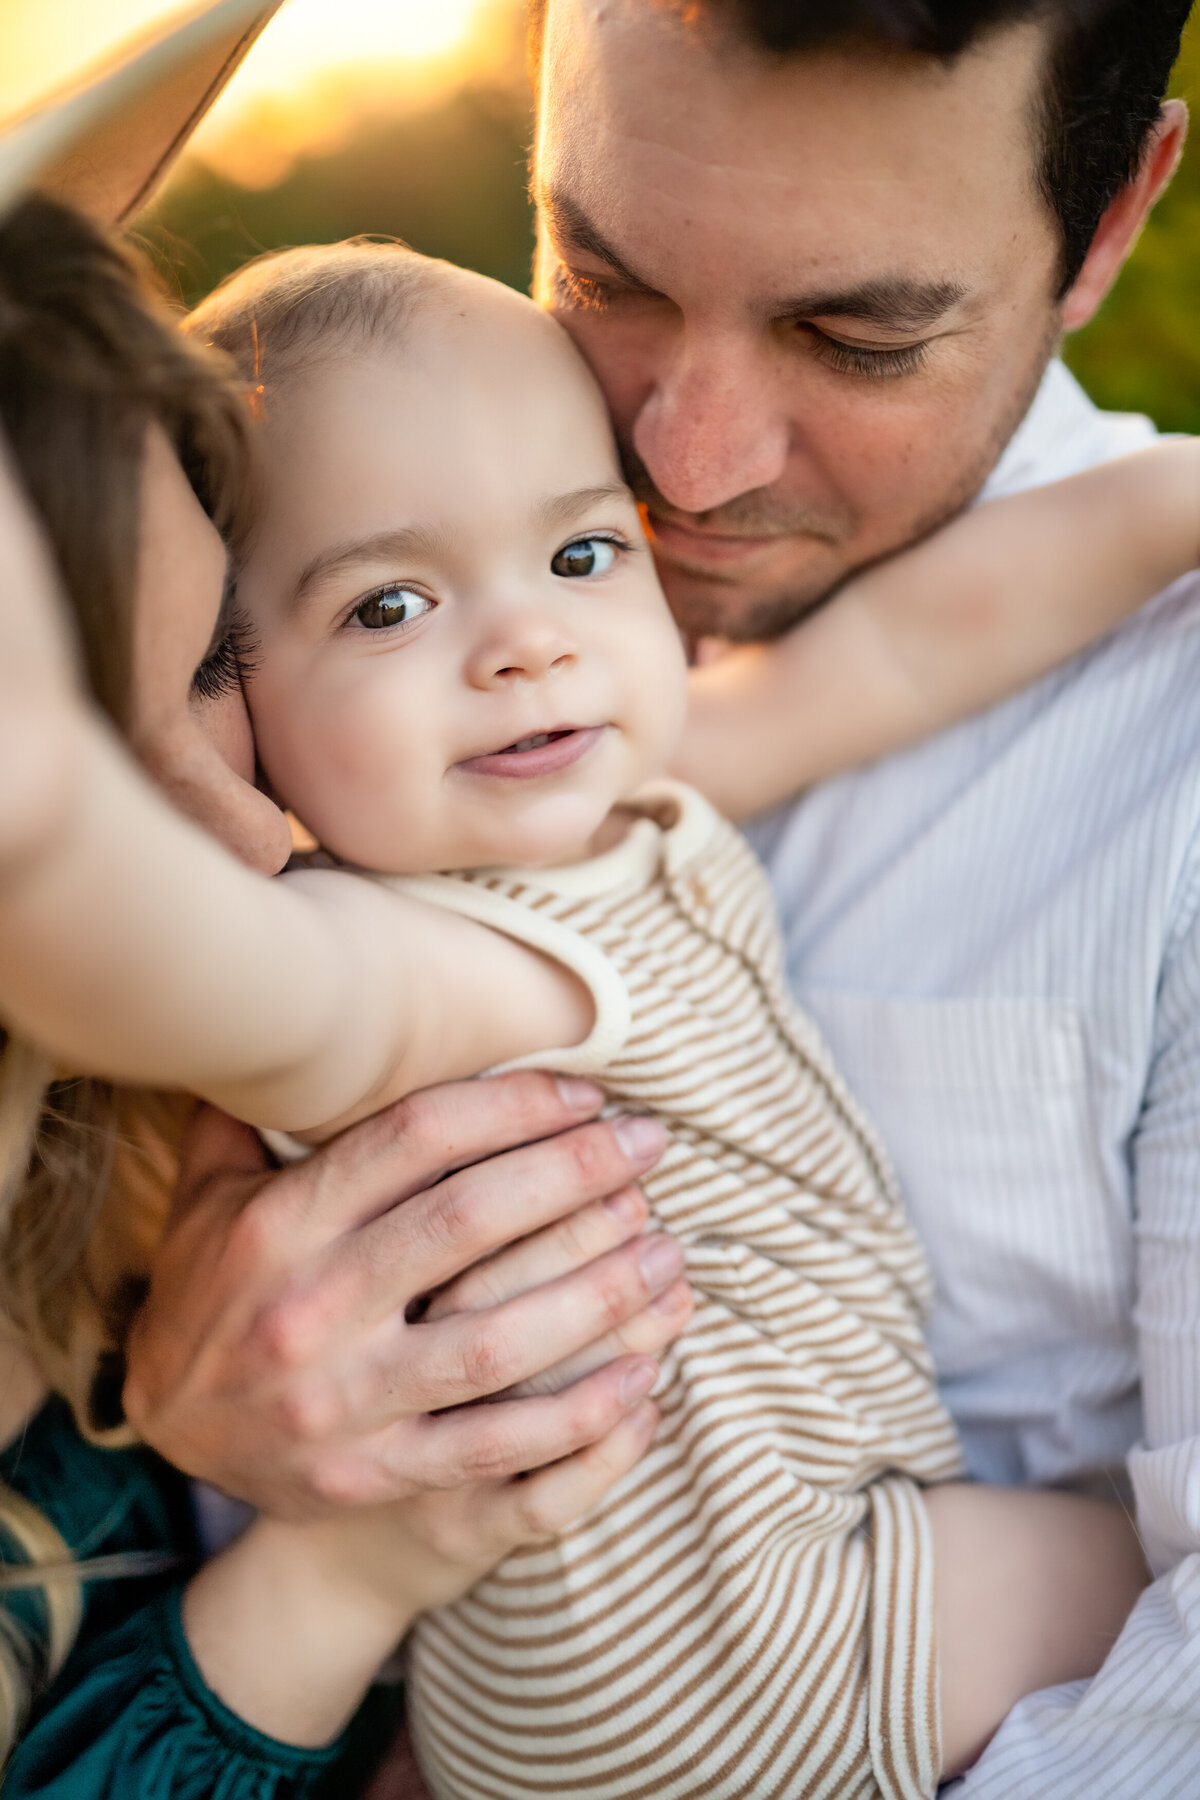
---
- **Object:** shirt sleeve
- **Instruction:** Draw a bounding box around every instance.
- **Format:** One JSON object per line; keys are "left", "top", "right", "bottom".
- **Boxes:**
{"left": 3, "top": 1584, "right": 364, "bottom": 1800}
{"left": 952, "top": 869, "right": 1200, "bottom": 1797}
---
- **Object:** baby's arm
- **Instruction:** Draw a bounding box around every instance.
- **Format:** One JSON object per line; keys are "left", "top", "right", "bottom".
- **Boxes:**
{"left": 184, "top": 1398, "right": 658, "bottom": 1748}
{"left": 0, "top": 460, "right": 586, "bottom": 1133}
{"left": 925, "top": 1483, "right": 1149, "bottom": 1779}
{"left": 677, "top": 440, "right": 1200, "bottom": 819}
{"left": 0, "top": 722, "right": 588, "bottom": 1133}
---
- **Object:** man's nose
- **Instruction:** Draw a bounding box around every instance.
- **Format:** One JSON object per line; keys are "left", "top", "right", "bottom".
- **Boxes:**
{"left": 632, "top": 331, "right": 790, "bottom": 516}
{"left": 464, "top": 607, "right": 578, "bottom": 690}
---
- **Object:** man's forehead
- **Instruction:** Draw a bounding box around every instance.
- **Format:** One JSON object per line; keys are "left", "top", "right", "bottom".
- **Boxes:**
{"left": 533, "top": 1, "right": 1054, "bottom": 303}
{"left": 534, "top": 0, "right": 1048, "bottom": 206}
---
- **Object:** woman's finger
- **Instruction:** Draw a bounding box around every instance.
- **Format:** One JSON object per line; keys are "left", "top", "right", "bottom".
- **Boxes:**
{"left": 288, "top": 1070, "right": 611, "bottom": 1234}
{"left": 376, "top": 1354, "right": 661, "bottom": 1498}
{"left": 398, "top": 1233, "right": 685, "bottom": 1414}
{"left": 425, "top": 1187, "right": 649, "bottom": 1319}
{"left": 503, "top": 1279, "right": 692, "bottom": 1397}
{"left": 493, "top": 1401, "right": 661, "bottom": 1546}
{"left": 336, "top": 1114, "right": 667, "bottom": 1326}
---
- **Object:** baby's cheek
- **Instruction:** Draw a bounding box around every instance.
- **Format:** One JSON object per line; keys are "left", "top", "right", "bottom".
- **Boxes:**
{"left": 292, "top": 700, "right": 376, "bottom": 822}
{"left": 638, "top": 629, "right": 690, "bottom": 771}
{"left": 249, "top": 676, "right": 355, "bottom": 833}
{"left": 285, "top": 693, "right": 440, "bottom": 868}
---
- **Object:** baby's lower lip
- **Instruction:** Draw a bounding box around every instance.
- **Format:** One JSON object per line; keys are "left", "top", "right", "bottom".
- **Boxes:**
{"left": 457, "top": 726, "right": 606, "bottom": 779}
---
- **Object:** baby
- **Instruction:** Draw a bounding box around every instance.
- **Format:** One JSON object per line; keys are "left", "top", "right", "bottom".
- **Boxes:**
{"left": 8, "top": 238, "right": 1196, "bottom": 1798}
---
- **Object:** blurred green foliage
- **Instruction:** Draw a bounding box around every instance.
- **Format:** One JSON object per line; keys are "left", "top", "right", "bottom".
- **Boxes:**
{"left": 143, "top": 11, "right": 1199, "bottom": 430}
{"left": 140, "top": 75, "right": 537, "bottom": 306}
{"left": 1064, "top": 12, "right": 1200, "bottom": 432}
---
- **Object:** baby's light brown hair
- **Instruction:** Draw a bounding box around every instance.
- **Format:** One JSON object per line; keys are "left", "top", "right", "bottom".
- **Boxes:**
{"left": 187, "top": 238, "right": 455, "bottom": 412}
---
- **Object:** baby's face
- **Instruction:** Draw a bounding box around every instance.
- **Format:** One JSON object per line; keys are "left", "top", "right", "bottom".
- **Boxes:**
{"left": 238, "top": 273, "right": 688, "bottom": 872}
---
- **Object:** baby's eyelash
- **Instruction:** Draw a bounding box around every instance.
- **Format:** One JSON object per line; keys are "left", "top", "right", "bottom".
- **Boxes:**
{"left": 191, "top": 605, "right": 261, "bottom": 703}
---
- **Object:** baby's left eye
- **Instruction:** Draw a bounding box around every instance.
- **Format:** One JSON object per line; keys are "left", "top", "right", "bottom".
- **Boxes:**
{"left": 551, "top": 537, "right": 618, "bottom": 579}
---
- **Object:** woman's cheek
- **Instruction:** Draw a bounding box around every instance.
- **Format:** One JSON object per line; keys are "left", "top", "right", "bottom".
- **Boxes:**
{"left": 199, "top": 684, "right": 257, "bottom": 783}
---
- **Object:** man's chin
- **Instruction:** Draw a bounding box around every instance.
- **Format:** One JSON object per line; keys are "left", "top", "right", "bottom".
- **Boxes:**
{"left": 655, "top": 553, "right": 840, "bottom": 643}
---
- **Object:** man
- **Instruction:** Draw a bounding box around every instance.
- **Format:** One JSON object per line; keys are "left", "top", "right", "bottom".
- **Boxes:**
{"left": 526, "top": 0, "right": 1199, "bottom": 1792}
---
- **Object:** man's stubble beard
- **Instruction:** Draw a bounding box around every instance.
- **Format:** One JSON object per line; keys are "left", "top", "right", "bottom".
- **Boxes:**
{"left": 622, "top": 323, "right": 1062, "bottom": 644}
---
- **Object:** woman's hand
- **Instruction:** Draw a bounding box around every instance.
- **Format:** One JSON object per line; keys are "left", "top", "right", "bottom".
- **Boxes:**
{"left": 319, "top": 1395, "right": 661, "bottom": 1622}
{"left": 425, "top": 1167, "right": 693, "bottom": 1394}
{"left": 125, "top": 1072, "right": 683, "bottom": 1520}
{"left": 184, "top": 1396, "right": 659, "bottom": 1749}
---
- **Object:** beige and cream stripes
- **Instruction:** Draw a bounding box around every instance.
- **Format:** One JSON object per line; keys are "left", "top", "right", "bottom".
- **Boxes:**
{"left": 389, "top": 782, "right": 963, "bottom": 1799}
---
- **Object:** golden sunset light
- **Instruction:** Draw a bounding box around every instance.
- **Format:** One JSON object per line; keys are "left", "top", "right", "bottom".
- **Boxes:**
{"left": 0, "top": 0, "right": 519, "bottom": 186}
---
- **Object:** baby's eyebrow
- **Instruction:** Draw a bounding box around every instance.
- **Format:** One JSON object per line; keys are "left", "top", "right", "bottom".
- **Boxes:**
{"left": 289, "top": 526, "right": 453, "bottom": 616}
{"left": 536, "top": 485, "right": 634, "bottom": 533}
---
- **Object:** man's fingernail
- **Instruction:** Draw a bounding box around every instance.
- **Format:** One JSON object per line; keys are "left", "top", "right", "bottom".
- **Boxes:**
{"left": 614, "top": 1115, "right": 668, "bottom": 1161}
{"left": 620, "top": 1359, "right": 659, "bottom": 1407}
{"left": 603, "top": 1188, "right": 645, "bottom": 1227}
{"left": 640, "top": 1234, "right": 685, "bottom": 1288}
{"left": 556, "top": 1077, "right": 604, "bottom": 1110}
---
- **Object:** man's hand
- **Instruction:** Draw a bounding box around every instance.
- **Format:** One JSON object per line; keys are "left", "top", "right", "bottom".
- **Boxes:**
{"left": 124, "top": 1072, "right": 683, "bottom": 1520}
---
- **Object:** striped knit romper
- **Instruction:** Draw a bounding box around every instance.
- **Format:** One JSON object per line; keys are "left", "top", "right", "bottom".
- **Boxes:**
{"left": 392, "top": 781, "right": 964, "bottom": 1800}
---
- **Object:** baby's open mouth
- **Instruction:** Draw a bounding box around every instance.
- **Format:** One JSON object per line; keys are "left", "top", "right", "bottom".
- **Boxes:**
{"left": 500, "top": 730, "right": 575, "bottom": 753}
{"left": 457, "top": 725, "right": 606, "bottom": 779}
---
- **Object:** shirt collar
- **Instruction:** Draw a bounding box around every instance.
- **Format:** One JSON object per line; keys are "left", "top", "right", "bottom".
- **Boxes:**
{"left": 980, "top": 357, "right": 1160, "bottom": 503}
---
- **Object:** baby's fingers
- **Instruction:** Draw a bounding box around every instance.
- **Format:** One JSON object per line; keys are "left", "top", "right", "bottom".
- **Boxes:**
{"left": 497, "top": 1401, "right": 659, "bottom": 1547}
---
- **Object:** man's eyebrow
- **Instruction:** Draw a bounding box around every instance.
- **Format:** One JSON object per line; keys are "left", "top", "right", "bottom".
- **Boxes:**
{"left": 537, "top": 484, "right": 634, "bottom": 533}
{"left": 290, "top": 526, "right": 453, "bottom": 614}
{"left": 538, "top": 193, "right": 966, "bottom": 333}
{"left": 779, "top": 277, "right": 968, "bottom": 332}
{"left": 536, "top": 188, "right": 660, "bottom": 292}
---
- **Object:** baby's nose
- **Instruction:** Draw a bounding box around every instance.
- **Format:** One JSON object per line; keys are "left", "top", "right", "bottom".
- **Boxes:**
{"left": 466, "top": 615, "right": 578, "bottom": 688}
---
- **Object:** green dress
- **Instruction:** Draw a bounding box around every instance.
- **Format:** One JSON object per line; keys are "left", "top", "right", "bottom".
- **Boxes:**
{"left": 0, "top": 1397, "right": 393, "bottom": 1797}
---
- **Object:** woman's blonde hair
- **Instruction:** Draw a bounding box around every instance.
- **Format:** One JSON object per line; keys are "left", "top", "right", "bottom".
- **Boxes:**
{"left": 0, "top": 196, "right": 256, "bottom": 1753}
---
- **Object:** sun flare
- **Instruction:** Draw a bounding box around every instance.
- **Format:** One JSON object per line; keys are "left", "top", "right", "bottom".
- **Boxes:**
{"left": 0, "top": 0, "right": 515, "bottom": 188}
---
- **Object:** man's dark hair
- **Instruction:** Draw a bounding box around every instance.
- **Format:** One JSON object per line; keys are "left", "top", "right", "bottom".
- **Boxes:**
{"left": 701, "top": 2, "right": 1191, "bottom": 290}
{"left": 530, "top": 1, "right": 1192, "bottom": 293}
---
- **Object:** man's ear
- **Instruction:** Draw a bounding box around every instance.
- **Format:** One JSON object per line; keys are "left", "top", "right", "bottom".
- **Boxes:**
{"left": 1062, "top": 99, "right": 1188, "bottom": 332}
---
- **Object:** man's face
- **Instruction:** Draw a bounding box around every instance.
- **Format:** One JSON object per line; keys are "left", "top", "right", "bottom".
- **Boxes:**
{"left": 532, "top": 2, "right": 1065, "bottom": 640}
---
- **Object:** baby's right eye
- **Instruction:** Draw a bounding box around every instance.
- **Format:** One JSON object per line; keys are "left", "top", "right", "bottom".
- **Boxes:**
{"left": 352, "top": 586, "right": 434, "bottom": 631}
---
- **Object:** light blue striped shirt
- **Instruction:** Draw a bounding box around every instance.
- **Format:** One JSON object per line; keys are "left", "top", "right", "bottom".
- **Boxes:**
{"left": 749, "top": 361, "right": 1200, "bottom": 1797}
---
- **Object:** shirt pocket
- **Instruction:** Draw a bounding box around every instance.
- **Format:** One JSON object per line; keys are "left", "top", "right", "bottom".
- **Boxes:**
{"left": 801, "top": 991, "right": 1130, "bottom": 1378}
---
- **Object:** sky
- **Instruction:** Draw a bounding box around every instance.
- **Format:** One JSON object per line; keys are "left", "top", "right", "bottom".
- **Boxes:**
{"left": 0, "top": 0, "right": 520, "bottom": 184}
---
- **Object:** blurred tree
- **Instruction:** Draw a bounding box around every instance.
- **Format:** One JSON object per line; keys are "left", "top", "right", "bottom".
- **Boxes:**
{"left": 1064, "top": 13, "right": 1200, "bottom": 432}
{"left": 140, "top": 75, "right": 536, "bottom": 306}
{"left": 143, "top": 9, "right": 1198, "bottom": 431}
